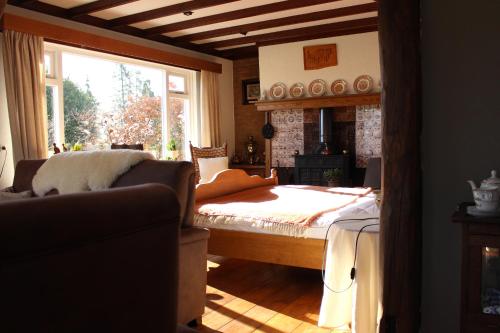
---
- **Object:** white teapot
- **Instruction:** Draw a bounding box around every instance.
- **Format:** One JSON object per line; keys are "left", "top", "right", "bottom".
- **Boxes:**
{"left": 468, "top": 170, "right": 500, "bottom": 212}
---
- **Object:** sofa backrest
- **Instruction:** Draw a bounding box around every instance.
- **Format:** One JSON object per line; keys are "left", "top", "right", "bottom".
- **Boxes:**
{"left": 112, "top": 160, "right": 195, "bottom": 228}
{"left": 12, "top": 159, "right": 196, "bottom": 228}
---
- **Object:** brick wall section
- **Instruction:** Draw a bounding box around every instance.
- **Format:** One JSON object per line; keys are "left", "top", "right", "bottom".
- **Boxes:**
{"left": 233, "top": 58, "right": 265, "bottom": 162}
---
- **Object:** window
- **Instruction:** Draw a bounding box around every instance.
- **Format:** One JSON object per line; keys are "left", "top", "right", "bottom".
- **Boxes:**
{"left": 44, "top": 43, "right": 198, "bottom": 160}
{"left": 167, "top": 73, "right": 190, "bottom": 160}
{"left": 168, "top": 74, "right": 186, "bottom": 94}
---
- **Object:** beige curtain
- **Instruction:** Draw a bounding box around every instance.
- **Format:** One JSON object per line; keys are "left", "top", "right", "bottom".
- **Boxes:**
{"left": 200, "top": 70, "right": 221, "bottom": 147}
{"left": 2, "top": 30, "right": 47, "bottom": 164}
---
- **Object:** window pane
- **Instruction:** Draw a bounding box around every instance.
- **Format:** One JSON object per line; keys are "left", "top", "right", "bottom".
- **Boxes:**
{"left": 167, "top": 97, "right": 188, "bottom": 160}
{"left": 44, "top": 53, "right": 52, "bottom": 77}
{"left": 46, "top": 86, "right": 56, "bottom": 151}
{"left": 61, "top": 53, "right": 164, "bottom": 158}
{"left": 168, "top": 75, "right": 185, "bottom": 93}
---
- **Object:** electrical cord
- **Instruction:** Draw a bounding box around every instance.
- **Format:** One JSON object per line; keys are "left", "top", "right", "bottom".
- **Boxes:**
{"left": 321, "top": 217, "right": 379, "bottom": 294}
{"left": 0, "top": 146, "right": 6, "bottom": 179}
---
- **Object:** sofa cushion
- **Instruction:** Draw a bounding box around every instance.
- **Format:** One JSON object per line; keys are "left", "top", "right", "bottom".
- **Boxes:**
{"left": 0, "top": 190, "right": 32, "bottom": 201}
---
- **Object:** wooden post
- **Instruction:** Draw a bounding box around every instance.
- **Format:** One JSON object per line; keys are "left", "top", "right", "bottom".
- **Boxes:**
{"left": 378, "top": 0, "right": 421, "bottom": 332}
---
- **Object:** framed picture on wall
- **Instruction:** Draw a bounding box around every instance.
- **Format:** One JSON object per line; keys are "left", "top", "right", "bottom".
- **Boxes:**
{"left": 242, "top": 79, "right": 260, "bottom": 104}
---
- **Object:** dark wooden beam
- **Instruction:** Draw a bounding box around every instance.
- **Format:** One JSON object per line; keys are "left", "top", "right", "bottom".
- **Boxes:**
{"left": 378, "top": 0, "right": 421, "bottom": 332}
{"left": 145, "top": 0, "right": 342, "bottom": 36}
{"left": 7, "top": 0, "right": 38, "bottom": 5}
{"left": 177, "top": 2, "right": 378, "bottom": 42}
{"left": 107, "top": 0, "right": 240, "bottom": 28}
{"left": 257, "top": 25, "right": 378, "bottom": 47}
{"left": 68, "top": 0, "right": 139, "bottom": 18}
{"left": 218, "top": 45, "right": 258, "bottom": 60}
{"left": 9, "top": 1, "right": 226, "bottom": 58}
{"left": 11, "top": 0, "right": 67, "bottom": 16}
{"left": 200, "top": 17, "right": 378, "bottom": 49}
{"left": 3, "top": 13, "right": 223, "bottom": 72}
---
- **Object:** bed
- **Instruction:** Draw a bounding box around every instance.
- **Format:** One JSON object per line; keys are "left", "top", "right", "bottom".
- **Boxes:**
{"left": 194, "top": 169, "right": 379, "bottom": 269}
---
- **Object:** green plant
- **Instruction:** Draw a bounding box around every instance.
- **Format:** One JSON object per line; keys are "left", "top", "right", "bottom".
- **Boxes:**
{"left": 323, "top": 168, "right": 342, "bottom": 181}
{"left": 72, "top": 142, "right": 82, "bottom": 151}
{"left": 166, "top": 138, "right": 177, "bottom": 151}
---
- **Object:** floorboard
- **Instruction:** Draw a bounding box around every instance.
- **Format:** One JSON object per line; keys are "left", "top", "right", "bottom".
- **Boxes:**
{"left": 197, "top": 256, "right": 350, "bottom": 333}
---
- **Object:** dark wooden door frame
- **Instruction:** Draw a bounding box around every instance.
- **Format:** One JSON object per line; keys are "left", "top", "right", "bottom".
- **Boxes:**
{"left": 378, "top": 0, "right": 421, "bottom": 332}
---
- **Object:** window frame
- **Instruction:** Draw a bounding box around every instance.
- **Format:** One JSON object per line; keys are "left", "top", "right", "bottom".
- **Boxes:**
{"left": 44, "top": 42, "right": 198, "bottom": 159}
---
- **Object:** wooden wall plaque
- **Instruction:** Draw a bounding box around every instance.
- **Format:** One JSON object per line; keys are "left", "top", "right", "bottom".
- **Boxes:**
{"left": 303, "top": 44, "right": 338, "bottom": 70}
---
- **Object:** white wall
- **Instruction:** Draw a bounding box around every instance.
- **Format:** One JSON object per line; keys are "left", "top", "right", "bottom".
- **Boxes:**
{"left": 258, "top": 32, "right": 380, "bottom": 95}
{"left": 0, "top": 35, "right": 14, "bottom": 188}
{"left": 0, "top": 5, "right": 235, "bottom": 186}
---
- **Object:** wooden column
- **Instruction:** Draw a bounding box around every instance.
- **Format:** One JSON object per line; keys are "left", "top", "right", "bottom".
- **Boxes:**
{"left": 378, "top": 0, "right": 421, "bottom": 332}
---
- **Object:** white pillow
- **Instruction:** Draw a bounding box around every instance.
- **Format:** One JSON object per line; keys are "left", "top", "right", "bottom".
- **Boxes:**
{"left": 198, "top": 157, "right": 228, "bottom": 184}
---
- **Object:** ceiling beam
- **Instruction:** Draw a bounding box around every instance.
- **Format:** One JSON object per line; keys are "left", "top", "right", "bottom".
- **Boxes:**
{"left": 107, "top": 0, "right": 240, "bottom": 28}
{"left": 257, "top": 25, "right": 378, "bottom": 47}
{"left": 3, "top": 13, "right": 222, "bottom": 72}
{"left": 9, "top": 1, "right": 225, "bottom": 58}
{"left": 200, "top": 17, "right": 378, "bottom": 49}
{"left": 145, "top": 0, "right": 342, "bottom": 36}
{"left": 8, "top": 0, "right": 39, "bottom": 5}
{"left": 176, "top": 2, "right": 378, "bottom": 42}
{"left": 218, "top": 45, "right": 258, "bottom": 60}
{"left": 68, "top": 0, "right": 140, "bottom": 18}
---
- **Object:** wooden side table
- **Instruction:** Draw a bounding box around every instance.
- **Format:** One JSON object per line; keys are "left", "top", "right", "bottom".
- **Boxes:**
{"left": 453, "top": 202, "right": 500, "bottom": 333}
{"left": 229, "top": 164, "right": 266, "bottom": 178}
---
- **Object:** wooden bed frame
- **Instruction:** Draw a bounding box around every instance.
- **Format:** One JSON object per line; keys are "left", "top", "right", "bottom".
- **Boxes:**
{"left": 207, "top": 228, "right": 325, "bottom": 270}
{"left": 196, "top": 168, "right": 336, "bottom": 270}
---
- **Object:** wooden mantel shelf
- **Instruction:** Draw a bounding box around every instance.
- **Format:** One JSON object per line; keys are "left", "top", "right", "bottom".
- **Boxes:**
{"left": 255, "top": 93, "right": 380, "bottom": 111}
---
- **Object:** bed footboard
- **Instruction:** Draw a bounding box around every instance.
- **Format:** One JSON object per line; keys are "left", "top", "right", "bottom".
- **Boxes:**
{"left": 208, "top": 229, "right": 324, "bottom": 270}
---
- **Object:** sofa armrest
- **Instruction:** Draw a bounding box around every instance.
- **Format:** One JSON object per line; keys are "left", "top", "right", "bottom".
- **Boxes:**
{"left": 112, "top": 160, "right": 196, "bottom": 228}
{"left": 0, "top": 183, "right": 180, "bottom": 263}
{"left": 180, "top": 227, "right": 210, "bottom": 245}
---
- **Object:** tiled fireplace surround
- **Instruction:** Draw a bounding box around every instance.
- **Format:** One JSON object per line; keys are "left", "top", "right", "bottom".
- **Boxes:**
{"left": 270, "top": 104, "right": 381, "bottom": 185}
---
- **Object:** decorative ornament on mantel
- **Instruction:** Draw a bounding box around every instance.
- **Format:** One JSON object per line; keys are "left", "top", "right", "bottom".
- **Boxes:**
{"left": 303, "top": 44, "right": 338, "bottom": 70}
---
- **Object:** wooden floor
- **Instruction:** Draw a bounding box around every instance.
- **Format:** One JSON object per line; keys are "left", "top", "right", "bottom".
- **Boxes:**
{"left": 197, "top": 256, "right": 350, "bottom": 333}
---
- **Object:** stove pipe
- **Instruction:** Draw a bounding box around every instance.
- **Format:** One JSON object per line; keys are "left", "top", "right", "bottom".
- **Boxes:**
{"left": 315, "top": 108, "right": 333, "bottom": 154}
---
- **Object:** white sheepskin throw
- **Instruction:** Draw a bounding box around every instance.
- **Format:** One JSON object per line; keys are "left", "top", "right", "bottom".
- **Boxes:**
{"left": 32, "top": 150, "right": 154, "bottom": 196}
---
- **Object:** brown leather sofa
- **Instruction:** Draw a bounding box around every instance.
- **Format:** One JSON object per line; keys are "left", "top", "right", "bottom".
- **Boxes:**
{"left": 0, "top": 183, "right": 181, "bottom": 332}
{"left": 3, "top": 159, "right": 209, "bottom": 326}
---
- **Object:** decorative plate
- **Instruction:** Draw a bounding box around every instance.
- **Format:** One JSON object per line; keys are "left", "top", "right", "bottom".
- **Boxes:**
{"left": 353, "top": 75, "right": 374, "bottom": 93}
{"left": 269, "top": 82, "right": 287, "bottom": 100}
{"left": 289, "top": 83, "right": 305, "bottom": 98}
{"left": 308, "top": 79, "right": 328, "bottom": 97}
{"left": 331, "top": 79, "right": 348, "bottom": 95}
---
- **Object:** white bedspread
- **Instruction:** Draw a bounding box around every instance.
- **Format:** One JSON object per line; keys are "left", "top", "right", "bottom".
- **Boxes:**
{"left": 32, "top": 150, "right": 153, "bottom": 196}
{"left": 193, "top": 192, "right": 379, "bottom": 239}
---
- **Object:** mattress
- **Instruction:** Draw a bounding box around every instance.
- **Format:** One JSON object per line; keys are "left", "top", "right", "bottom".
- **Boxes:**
{"left": 194, "top": 192, "right": 380, "bottom": 239}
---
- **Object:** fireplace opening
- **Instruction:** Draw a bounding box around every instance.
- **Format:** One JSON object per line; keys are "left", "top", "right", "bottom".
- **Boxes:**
{"left": 296, "top": 106, "right": 364, "bottom": 186}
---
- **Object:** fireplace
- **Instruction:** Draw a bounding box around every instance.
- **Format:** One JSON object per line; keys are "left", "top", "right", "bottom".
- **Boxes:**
{"left": 264, "top": 95, "right": 382, "bottom": 186}
{"left": 294, "top": 154, "right": 350, "bottom": 186}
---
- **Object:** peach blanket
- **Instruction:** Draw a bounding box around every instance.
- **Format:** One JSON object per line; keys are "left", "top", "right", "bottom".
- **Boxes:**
{"left": 195, "top": 185, "right": 372, "bottom": 233}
